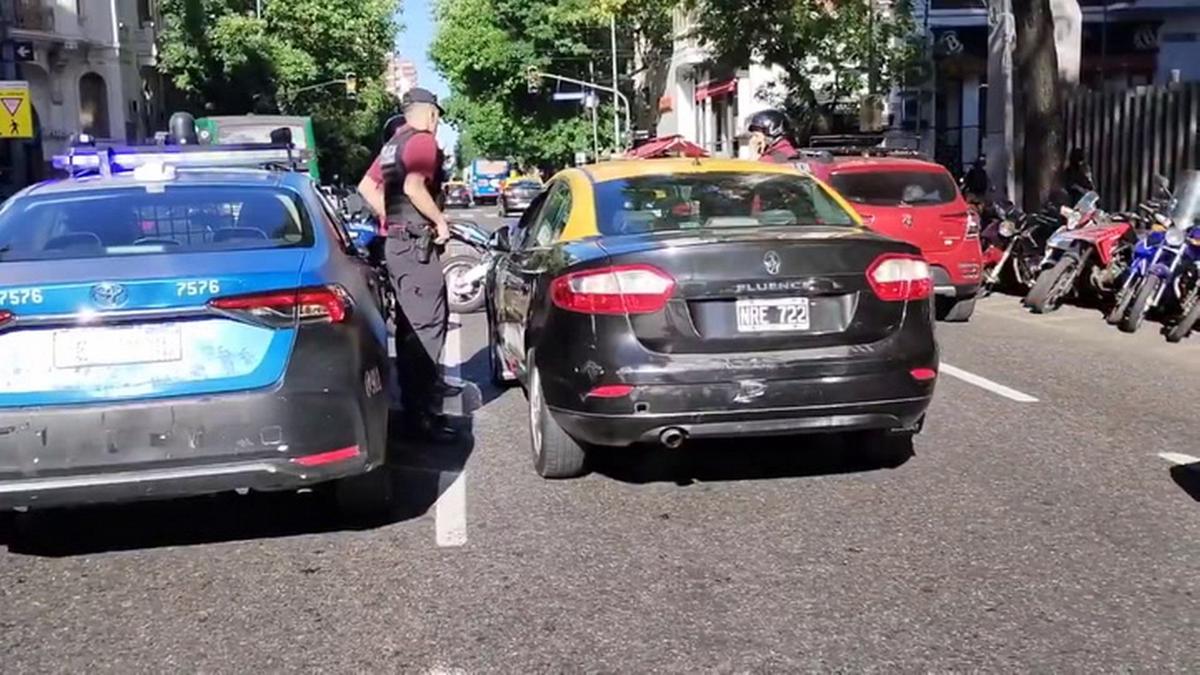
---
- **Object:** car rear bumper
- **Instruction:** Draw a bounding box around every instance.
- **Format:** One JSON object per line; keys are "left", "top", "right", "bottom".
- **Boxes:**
{"left": 930, "top": 263, "right": 980, "bottom": 298}
{"left": 552, "top": 393, "right": 932, "bottom": 447}
{"left": 0, "top": 388, "right": 381, "bottom": 510}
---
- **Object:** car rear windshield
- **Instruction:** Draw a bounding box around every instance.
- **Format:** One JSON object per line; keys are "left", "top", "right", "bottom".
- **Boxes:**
{"left": 829, "top": 170, "right": 958, "bottom": 206}
{"left": 0, "top": 184, "right": 312, "bottom": 262}
{"left": 593, "top": 172, "right": 856, "bottom": 236}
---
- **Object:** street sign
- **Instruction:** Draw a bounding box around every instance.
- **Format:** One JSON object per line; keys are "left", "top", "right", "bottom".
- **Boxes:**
{"left": 0, "top": 81, "right": 33, "bottom": 139}
{"left": 552, "top": 91, "right": 586, "bottom": 102}
{"left": 11, "top": 41, "right": 35, "bottom": 62}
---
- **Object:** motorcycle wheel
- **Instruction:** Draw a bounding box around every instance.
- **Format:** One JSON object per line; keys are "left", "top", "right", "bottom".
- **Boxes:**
{"left": 1106, "top": 277, "right": 1138, "bottom": 325}
{"left": 1119, "top": 275, "right": 1162, "bottom": 334}
{"left": 444, "top": 254, "right": 486, "bottom": 314}
{"left": 1024, "top": 255, "right": 1078, "bottom": 314}
{"left": 1165, "top": 287, "right": 1200, "bottom": 343}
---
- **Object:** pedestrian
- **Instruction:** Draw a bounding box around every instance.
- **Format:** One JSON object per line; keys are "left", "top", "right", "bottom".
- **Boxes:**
{"left": 962, "top": 154, "right": 991, "bottom": 201}
{"left": 357, "top": 89, "right": 460, "bottom": 442}
{"left": 1063, "top": 148, "right": 1095, "bottom": 203}
{"left": 747, "top": 109, "right": 799, "bottom": 163}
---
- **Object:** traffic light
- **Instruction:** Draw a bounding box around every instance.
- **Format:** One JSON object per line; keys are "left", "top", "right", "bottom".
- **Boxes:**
{"left": 526, "top": 66, "right": 540, "bottom": 94}
{"left": 345, "top": 72, "right": 358, "bottom": 98}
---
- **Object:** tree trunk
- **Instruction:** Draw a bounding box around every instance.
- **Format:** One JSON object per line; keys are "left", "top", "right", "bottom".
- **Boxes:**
{"left": 1013, "top": 0, "right": 1064, "bottom": 211}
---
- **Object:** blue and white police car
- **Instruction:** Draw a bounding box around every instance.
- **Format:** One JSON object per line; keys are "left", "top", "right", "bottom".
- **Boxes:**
{"left": 0, "top": 138, "right": 395, "bottom": 520}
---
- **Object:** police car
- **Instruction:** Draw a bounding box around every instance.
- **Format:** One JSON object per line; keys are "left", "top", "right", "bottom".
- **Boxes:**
{"left": 0, "top": 133, "right": 394, "bottom": 520}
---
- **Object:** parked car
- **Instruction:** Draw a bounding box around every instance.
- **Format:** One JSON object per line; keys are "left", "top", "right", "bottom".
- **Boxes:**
{"left": 801, "top": 148, "right": 983, "bottom": 322}
{"left": 0, "top": 141, "right": 394, "bottom": 521}
{"left": 498, "top": 179, "right": 543, "bottom": 218}
{"left": 443, "top": 181, "right": 472, "bottom": 209}
{"left": 485, "top": 158, "right": 938, "bottom": 478}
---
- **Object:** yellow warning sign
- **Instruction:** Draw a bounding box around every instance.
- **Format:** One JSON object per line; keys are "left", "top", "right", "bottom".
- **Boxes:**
{"left": 0, "top": 81, "right": 33, "bottom": 139}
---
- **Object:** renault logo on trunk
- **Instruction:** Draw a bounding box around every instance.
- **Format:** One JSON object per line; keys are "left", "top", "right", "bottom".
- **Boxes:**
{"left": 90, "top": 282, "right": 129, "bottom": 309}
{"left": 763, "top": 251, "right": 782, "bottom": 275}
{"left": 902, "top": 214, "right": 914, "bottom": 228}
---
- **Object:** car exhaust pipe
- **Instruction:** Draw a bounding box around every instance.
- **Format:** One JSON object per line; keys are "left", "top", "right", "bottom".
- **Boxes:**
{"left": 659, "top": 427, "right": 686, "bottom": 449}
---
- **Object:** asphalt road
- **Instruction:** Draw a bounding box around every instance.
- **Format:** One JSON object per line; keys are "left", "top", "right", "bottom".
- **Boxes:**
{"left": 3, "top": 207, "right": 1200, "bottom": 672}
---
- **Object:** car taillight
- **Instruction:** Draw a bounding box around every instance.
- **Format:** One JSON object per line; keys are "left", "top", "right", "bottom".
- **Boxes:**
{"left": 867, "top": 254, "right": 933, "bottom": 302}
{"left": 550, "top": 264, "right": 675, "bottom": 315}
{"left": 209, "top": 286, "right": 350, "bottom": 325}
{"left": 966, "top": 211, "right": 981, "bottom": 239}
{"left": 0, "top": 310, "right": 13, "bottom": 330}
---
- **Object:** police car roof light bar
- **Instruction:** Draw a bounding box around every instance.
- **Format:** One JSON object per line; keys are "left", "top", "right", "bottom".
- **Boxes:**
{"left": 52, "top": 142, "right": 310, "bottom": 178}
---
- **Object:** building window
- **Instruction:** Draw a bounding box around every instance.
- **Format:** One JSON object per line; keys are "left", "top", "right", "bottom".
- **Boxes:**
{"left": 79, "top": 73, "right": 111, "bottom": 138}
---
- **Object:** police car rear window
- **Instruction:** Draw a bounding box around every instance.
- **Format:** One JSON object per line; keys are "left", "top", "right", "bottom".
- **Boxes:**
{"left": 829, "top": 171, "right": 958, "bottom": 206}
{"left": 0, "top": 185, "right": 312, "bottom": 262}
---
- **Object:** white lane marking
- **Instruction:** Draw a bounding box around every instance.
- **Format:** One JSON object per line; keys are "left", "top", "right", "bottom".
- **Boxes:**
{"left": 1159, "top": 452, "right": 1200, "bottom": 466}
{"left": 434, "top": 312, "right": 468, "bottom": 547}
{"left": 940, "top": 363, "right": 1040, "bottom": 403}
{"left": 435, "top": 470, "right": 468, "bottom": 547}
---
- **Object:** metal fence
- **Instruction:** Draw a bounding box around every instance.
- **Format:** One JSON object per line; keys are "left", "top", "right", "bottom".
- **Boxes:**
{"left": 1065, "top": 84, "right": 1200, "bottom": 212}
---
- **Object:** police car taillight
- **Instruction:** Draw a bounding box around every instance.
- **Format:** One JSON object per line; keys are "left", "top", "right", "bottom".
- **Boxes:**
{"left": 209, "top": 286, "right": 350, "bottom": 325}
{"left": 0, "top": 310, "right": 13, "bottom": 330}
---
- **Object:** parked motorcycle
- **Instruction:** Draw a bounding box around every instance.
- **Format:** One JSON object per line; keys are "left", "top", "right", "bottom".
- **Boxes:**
{"left": 444, "top": 220, "right": 493, "bottom": 314}
{"left": 980, "top": 202, "right": 1060, "bottom": 296}
{"left": 1023, "top": 191, "right": 1135, "bottom": 313}
{"left": 1113, "top": 172, "right": 1200, "bottom": 338}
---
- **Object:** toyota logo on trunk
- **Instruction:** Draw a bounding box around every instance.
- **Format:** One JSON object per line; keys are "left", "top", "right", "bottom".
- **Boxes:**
{"left": 763, "top": 251, "right": 782, "bottom": 276}
{"left": 90, "top": 282, "right": 129, "bottom": 309}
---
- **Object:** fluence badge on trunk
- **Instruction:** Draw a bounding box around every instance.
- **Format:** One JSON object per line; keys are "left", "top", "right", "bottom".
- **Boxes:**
{"left": 763, "top": 251, "right": 782, "bottom": 276}
{"left": 90, "top": 282, "right": 129, "bottom": 310}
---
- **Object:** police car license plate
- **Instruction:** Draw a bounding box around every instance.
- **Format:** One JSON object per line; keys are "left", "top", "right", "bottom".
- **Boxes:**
{"left": 735, "top": 297, "right": 810, "bottom": 332}
{"left": 53, "top": 325, "right": 183, "bottom": 369}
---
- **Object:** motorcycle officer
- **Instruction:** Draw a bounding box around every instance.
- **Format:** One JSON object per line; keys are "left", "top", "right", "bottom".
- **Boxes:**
{"left": 747, "top": 109, "right": 800, "bottom": 163}
{"left": 1063, "top": 148, "right": 1096, "bottom": 204}
{"left": 358, "top": 89, "right": 460, "bottom": 442}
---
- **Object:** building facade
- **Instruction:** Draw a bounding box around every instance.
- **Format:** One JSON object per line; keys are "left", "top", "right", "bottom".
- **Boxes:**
{"left": 3, "top": 0, "right": 163, "bottom": 194}
{"left": 923, "top": 0, "right": 1200, "bottom": 175}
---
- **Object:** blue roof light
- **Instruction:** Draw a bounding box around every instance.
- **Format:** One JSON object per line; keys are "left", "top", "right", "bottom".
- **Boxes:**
{"left": 51, "top": 142, "right": 312, "bottom": 179}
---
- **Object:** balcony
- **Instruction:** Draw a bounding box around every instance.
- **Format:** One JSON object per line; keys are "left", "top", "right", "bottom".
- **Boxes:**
{"left": 14, "top": 0, "right": 55, "bottom": 32}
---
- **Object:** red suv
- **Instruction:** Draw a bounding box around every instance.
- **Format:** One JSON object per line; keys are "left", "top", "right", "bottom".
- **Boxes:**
{"left": 804, "top": 154, "right": 982, "bottom": 321}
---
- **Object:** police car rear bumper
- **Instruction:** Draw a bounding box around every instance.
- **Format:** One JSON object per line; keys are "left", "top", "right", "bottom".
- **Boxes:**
{"left": 0, "top": 387, "right": 383, "bottom": 510}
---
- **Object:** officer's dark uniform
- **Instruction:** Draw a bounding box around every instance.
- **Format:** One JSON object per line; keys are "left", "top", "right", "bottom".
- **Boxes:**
{"left": 380, "top": 125, "right": 448, "bottom": 422}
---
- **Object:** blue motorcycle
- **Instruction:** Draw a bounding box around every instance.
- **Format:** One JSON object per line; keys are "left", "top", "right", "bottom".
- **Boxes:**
{"left": 1114, "top": 172, "right": 1200, "bottom": 335}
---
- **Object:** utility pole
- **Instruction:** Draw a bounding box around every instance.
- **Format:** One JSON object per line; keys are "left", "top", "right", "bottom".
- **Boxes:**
{"left": 589, "top": 61, "right": 600, "bottom": 161}
{"left": 985, "top": 0, "right": 1016, "bottom": 203}
{"left": 610, "top": 15, "right": 621, "bottom": 151}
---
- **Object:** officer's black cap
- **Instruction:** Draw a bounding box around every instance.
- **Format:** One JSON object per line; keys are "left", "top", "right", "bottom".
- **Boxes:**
{"left": 402, "top": 87, "right": 445, "bottom": 115}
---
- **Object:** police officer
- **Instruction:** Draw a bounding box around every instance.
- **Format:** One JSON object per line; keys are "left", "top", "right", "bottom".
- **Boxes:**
{"left": 747, "top": 109, "right": 800, "bottom": 163}
{"left": 359, "top": 88, "right": 459, "bottom": 441}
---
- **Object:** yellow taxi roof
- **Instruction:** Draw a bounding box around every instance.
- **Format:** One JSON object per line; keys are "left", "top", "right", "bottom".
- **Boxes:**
{"left": 578, "top": 157, "right": 806, "bottom": 183}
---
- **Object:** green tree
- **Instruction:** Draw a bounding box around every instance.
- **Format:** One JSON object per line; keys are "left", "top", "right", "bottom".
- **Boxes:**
{"left": 682, "top": 0, "right": 919, "bottom": 136}
{"left": 157, "top": 0, "right": 400, "bottom": 181}
{"left": 431, "top": 0, "right": 674, "bottom": 169}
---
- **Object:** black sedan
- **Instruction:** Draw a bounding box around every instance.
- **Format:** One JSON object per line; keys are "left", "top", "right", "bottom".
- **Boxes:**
{"left": 484, "top": 158, "right": 939, "bottom": 478}
{"left": 498, "top": 179, "right": 542, "bottom": 218}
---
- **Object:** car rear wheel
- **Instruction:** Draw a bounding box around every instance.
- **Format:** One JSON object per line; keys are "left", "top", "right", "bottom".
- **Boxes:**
{"left": 527, "top": 356, "right": 588, "bottom": 479}
{"left": 935, "top": 296, "right": 975, "bottom": 322}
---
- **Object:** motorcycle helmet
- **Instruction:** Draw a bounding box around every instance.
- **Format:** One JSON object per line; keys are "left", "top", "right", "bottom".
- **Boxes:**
{"left": 382, "top": 114, "right": 406, "bottom": 143}
{"left": 747, "top": 109, "right": 791, "bottom": 144}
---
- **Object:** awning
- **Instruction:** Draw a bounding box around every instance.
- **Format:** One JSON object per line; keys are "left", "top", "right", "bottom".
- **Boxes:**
{"left": 694, "top": 78, "right": 737, "bottom": 102}
{"left": 628, "top": 135, "right": 709, "bottom": 159}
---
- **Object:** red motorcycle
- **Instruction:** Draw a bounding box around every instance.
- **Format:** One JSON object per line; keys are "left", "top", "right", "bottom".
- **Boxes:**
{"left": 1023, "top": 192, "right": 1136, "bottom": 313}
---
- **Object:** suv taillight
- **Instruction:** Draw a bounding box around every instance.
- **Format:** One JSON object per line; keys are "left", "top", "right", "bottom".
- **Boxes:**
{"left": 550, "top": 264, "right": 676, "bottom": 315}
{"left": 209, "top": 286, "right": 350, "bottom": 326}
{"left": 867, "top": 254, "right": 933, "bottom": 302}
{"left": 965, "top": 210, "right": 981, "bottom": 240}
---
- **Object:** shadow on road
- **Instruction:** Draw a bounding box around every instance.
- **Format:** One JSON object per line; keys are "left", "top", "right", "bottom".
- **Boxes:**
{"left": 458, "top": 344, "right": 512, "bottom": 409}
{"left": 0, "top": 413, "right": 475, "bottom": 558}
{"left": 590, "top": 432, "right": 915, "bottom": 486}
{"left": 1170, "top": 461, "right": 1200, "bottom": 502}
